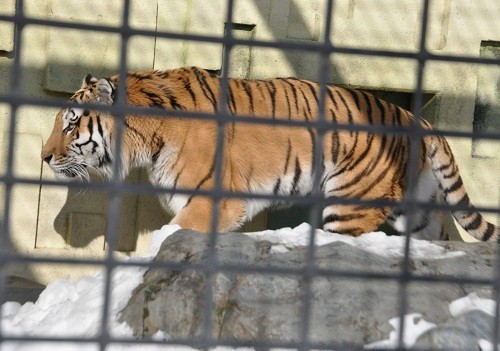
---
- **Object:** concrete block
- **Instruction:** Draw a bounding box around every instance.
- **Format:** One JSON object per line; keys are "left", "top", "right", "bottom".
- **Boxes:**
{"left": 247, "top": 0, "right": 323, "bottom": 80}
{"left": 268, "top": 0, "right": 291, "bottom": 39}
{"left": 472, "top": 43, "right": 500, "bottom": 159}
{"left": 226, "top": 24, "right": 255, "bottom": 78}
{"left": 8, "top": 134, "right": 43, "bottom": 254}
{"left": 184, "top": 0, "right": 225, "bottom": 70}
{"left": 132, "top": 169, "right": 171, "bottom": 254}
{"left": 0, "top": 104, "right": 8, "bottom": 174}
{"left": 157, "top": 0, "right": 226, "bottom": 70}
{"left": 0, "top": 0, "right": 15, "bottom": 52}
{"left": 332, "top": 0, "right": 421, "bottom": 51}
{"left": 44, "top": 28, "right": 121, "bottom": 93}
{"left": 48, "top": 0, "right": 122, "bottom": 25}
{"left": 37, "top": 170, "right": 140, "bottom": 252}
{"left": 67, "top": 212, "right": 106, "bottom": 250}
{"left": 427, "top": 0, "right": 452, "bottom": 51}
{"left": 156, "top": 0, "right": 274, "bottom": 71}
{"left": 233, "top": 0, "right": 271, "bottom": 27}
{"left": 0, "top": 58, "right": 11, "bottom": 95}
{"left": 44, "top": 0, "right": 157, "bottom": 93}
{"left": 155, "top": 0, "right": 190, "bottom": 69}
{"left": 286, "top": 0, "right": 322, "bottom": 41}
{"left": 130, "top": 0, "right": 159, "bottom": 31}
{"left": 36, "top": 178, "right": 75, "bottom": 249}
{"left": 444, "top": 1, "right": 500, "bottom": 56}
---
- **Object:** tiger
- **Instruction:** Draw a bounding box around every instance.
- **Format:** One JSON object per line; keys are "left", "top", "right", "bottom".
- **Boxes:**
{"left": 40, "top": 66, "right": 499, "bottom": 241}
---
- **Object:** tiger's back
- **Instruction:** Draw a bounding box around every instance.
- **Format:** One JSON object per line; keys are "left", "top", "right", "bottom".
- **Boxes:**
{"left": 41, "top": 67, "right": 499, "bottom": 241}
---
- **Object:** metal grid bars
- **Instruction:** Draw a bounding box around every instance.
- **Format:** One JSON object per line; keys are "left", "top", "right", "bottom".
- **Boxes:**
{"left": 0, "top": 0, "right": 500, "bottom": 350}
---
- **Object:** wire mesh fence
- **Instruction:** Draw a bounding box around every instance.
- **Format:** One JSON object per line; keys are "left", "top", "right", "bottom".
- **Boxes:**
{"left": 0, "top": 0, "right": 499, "bottom": 350}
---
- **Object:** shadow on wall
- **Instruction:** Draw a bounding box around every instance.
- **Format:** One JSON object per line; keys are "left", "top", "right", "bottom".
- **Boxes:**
{"left": 256, "top": 0, "right": 343, "bottom": 82}
{"left": 52, "top": 169, "right": 171, "bottom": 250}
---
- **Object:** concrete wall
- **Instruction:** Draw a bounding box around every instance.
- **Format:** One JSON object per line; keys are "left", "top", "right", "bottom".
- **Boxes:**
{"left": 0, "top": 0, "right": 498, "bottom": 283}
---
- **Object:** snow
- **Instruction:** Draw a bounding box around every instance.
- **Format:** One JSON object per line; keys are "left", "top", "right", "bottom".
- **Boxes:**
{"left": 364, "top": 313, "right": 436, "bottom": 349}
{"left": 1, "top": 224, "right": 182, "bottom": 351}
{"left": 449, "top": 292, "right": 497, "bottom": 317}
{"left": 0, "top": 223, "right": 482, "bottom": 351}
{"left": 365, "top": 292, "right": 500, "bottom": 349}
{"left": 478, "top": 339, "right": 500, "bottom": 351}
{"left": 245, "top": 223, "right": 465, "bottom": 259}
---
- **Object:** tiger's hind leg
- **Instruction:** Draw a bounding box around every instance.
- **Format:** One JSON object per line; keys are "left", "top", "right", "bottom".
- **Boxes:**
{"left": 322, "top": 203, "right": 388, "bottom": 236}
{"left": 385, "top": 165, "right": 446, "bottom": 240}
{"left": 386, "top": 209, "right": 446, "bottom": 240}
{"left": 321, "top": 172, "right": 389, "bottom": 236}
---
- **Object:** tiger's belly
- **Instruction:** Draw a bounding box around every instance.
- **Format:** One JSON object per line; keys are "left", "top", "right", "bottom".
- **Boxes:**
{"left": 151, "top": 176, "right": 189, "bottom": 215}
{"left": 244, "top": 170, "right": 316, "bottom": 222}
{"left": 149, "top": 150, "right": 325, "bottom": 225}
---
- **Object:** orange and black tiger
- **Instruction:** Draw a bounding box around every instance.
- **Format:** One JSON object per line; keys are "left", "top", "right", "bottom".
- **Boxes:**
{"left": 41, "top": 67, "right": 499, "bottom": 241}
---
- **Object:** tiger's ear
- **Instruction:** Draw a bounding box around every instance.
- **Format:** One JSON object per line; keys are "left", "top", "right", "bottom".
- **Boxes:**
{"left": 96, "top": 78, "right": 115, "bottom": 105}
{"left": 81, "top": 73, "right": 98, "bottom": 89}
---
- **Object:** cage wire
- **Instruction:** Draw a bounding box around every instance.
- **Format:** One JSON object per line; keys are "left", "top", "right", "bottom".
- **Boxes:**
{"left": 0, "top": 0, "right": 499, "bottom": 350}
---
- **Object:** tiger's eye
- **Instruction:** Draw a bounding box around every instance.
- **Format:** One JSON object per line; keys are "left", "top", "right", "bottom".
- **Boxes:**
{"left": 83, "top": 109, "right": 90, "bottom": 116}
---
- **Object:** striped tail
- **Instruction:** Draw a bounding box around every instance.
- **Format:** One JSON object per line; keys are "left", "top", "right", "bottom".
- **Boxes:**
{"left": 426, "top": 135, "right": 499, "bottom": 242}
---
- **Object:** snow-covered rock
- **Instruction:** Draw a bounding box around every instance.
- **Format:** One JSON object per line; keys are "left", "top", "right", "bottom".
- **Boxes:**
{"left": 119, "top": 226, "right": 495, "bottom": 348}
{"left": 2, "top": 224, "right": 498, "bottom": 350}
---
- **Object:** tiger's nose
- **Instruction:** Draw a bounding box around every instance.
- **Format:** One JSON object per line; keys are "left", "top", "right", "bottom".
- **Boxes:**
{"left": 43, "top": 154, "right": 53, "bottom": 164}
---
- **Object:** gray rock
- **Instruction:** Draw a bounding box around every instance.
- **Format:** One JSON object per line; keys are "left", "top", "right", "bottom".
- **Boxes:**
{"left": 414, "top": 311, "right": 496, "bottom": 350}
{"left": 413, "top": 326, "right": 481, "bottom": 350}
{"left": 119, "top": 229, "right": 497, "bottom": 349}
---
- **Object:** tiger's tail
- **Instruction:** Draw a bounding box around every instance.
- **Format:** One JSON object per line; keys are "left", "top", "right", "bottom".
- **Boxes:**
{"left": 426, "top": 134, "right": 499, "bottom": 242}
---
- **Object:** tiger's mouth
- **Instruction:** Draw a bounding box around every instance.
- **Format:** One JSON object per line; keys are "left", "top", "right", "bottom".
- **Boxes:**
{"left": 53, "top": 164, "right": 90, "bottom": 181}
{"left": 61, "top": 169, "right": 82, "bottom": 178}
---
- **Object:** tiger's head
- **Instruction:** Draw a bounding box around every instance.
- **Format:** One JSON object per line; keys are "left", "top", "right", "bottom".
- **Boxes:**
{"left": 41, "top": 74, "right": 117, "bottom": 180}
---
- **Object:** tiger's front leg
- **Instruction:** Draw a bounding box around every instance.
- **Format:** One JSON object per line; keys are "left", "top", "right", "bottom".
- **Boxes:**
{"left": 169, "top": 197, "right": 247, "bottom": 233}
